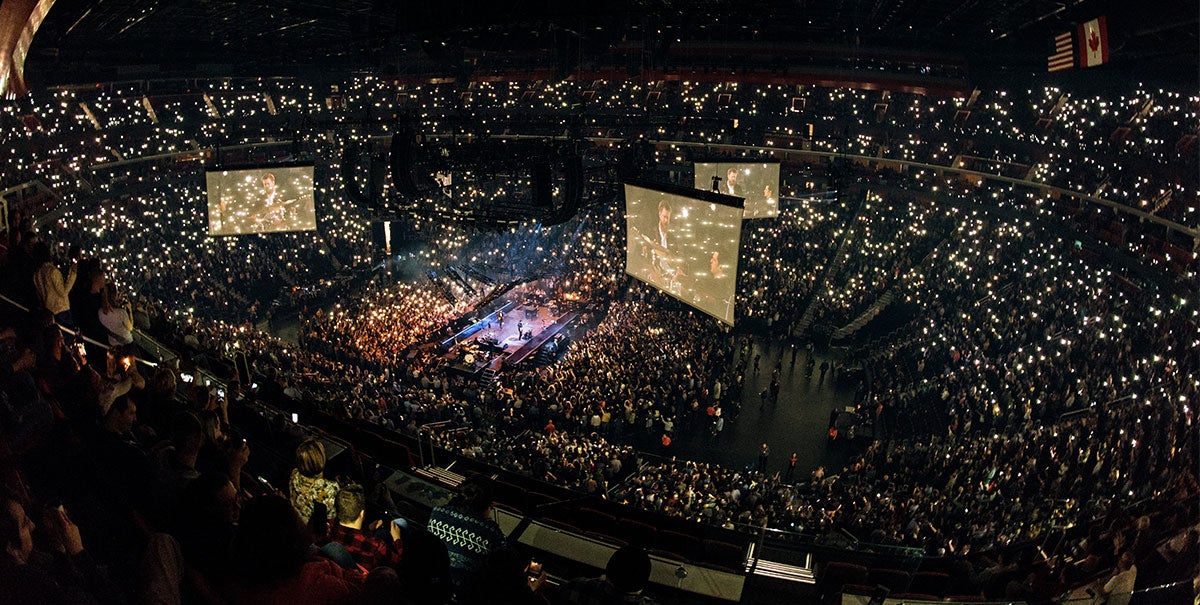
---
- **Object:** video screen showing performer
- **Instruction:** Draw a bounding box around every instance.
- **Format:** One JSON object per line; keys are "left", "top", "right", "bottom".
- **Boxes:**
{"left": 693, "top": 162, "right": 780, "bottom": 219}
{"left": 206, "top": 165, "right": 317, "bottom": 236}
{"left": 624, "top": 182, "right": 744, "bottom": 325}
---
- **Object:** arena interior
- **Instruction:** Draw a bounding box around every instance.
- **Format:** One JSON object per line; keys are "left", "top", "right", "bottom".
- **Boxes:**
{"left": 0, "top": 1, "right": 1196, "bottom": 604}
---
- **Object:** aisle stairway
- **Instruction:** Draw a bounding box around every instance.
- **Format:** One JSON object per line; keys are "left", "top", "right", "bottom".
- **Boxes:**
{"left": 479, "top": 367, "right": 500, "bottom": 386}
{"left": 790, "top": 192, "right": 867, "bottom": 337}
{"left": 414, "top": 463, "right": 466, "bottom": 489}
{"left": 830, "top": 290, "right": 896, "bottom": 340}
{"left": 830, "top": 230, "right": 956, "bottom": 341}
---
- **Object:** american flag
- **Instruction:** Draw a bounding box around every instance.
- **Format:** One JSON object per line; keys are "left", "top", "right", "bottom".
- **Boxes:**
{"left": 1047, "top": 31, "right": 1074, "bottom": 73}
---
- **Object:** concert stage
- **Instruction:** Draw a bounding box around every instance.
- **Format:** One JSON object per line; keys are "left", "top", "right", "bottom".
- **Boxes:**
{"left": 443, "top": 298, "right": 578, "bottom": 379}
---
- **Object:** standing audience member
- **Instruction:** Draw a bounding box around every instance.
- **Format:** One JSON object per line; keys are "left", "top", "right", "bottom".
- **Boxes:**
{"left": 31, "top": 242, "right": 78, "bottom": 330}
{"left": 98, "top": 284, "right": 134, "bottom": 347}
{"left": 70, "top": 258, "right": 107, "bottom": 365}
{"left": 426, "top": 475, "right": 505, "bottom": 595}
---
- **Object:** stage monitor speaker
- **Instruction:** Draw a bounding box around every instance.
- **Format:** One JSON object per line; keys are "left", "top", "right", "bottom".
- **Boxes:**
{"left": 371, "top": 220, "right": 387, "bottom": 253}
{"left": 369, "top": 151, "right": 389, "bottom": 202}
{"left": 564, "top": 154, "right": 583, "bottom": 208}
{"left": 533, "top": 163, "right": 552, "bottom": 208}
{"left": 390, "top": 129, "right": 418, "bottom": 196}
{"left": 342, "top": 140, "right": 369, "bottom": 207}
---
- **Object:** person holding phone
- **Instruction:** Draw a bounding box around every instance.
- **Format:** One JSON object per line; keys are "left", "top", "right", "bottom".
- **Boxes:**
{"left": 458, "top": 548, "right": 548, "bottom": 605}
{"left": 98, "top": 283, "right": 134, "bottom": 347}
{"left": 31, "top": 241, "right": 78, "bottom": 333}
{"left": 97, "top": 348, "right": 144, "bottom": 417}
{"left": 555, "top": 545, "right": 653, "bottom": 605}
{"left": 526, "top": 559, "right": 545, "bottom": 591}
{"left": 325, "top": 483, "right": 402, "bottom": 570}
{"left": 0, "top": 497, "right": 122, "bottom": 604}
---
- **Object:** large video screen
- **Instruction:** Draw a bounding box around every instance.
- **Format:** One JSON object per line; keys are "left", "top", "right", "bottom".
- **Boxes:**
{"left": 624, "top": 182, "right": 743, "bottom": 325}
{"left": 693, "top": 162, "right": 780, "bottom": 219}
{"left": 206, "top": 165, "right": 316, "bottom": 236}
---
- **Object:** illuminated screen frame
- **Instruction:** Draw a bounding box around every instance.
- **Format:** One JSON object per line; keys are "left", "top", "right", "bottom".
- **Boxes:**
{"left": 204, "top": 163, "right": 317, "bottom": 236}
{"left": 624, "top": 179, "right": 745, "bottom": 326}
{"left": 693, "top": 161, "right": 781, "bottom": 219}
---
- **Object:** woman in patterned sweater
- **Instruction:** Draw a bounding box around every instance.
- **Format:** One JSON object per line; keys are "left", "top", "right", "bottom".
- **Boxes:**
{"left": 289, "top": 438, "right": 339, "bottom": 523}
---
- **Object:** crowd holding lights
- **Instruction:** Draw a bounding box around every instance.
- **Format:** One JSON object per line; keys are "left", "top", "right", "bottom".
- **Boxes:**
{"left": 806, "top": 193, "right": 954, "bottom": 335}
{"left": 613, "top": 214, "right": 1195, "bottom": 559}
{"left": 0, "top": 77, "right": 1196, "bottom": 601}
{"left": 735, "top": 201, "right": 844, "bottom": 327}
{"left": 2, "top": 79, "right": 1196, "bottom": 230}
{"left": 34, "top": 170, "right": 1187, "bottom": 562}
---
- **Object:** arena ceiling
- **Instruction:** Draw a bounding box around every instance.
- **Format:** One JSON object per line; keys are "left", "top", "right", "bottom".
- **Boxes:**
{"left": 24, "top": 0, "right": 1200, "bottom": 84}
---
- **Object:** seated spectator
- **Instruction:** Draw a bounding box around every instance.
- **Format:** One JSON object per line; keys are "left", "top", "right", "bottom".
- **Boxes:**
{"left": 426, "top": 475, "right": 505, "bottom": 594}
{"left": 326, "top": 483, "right": 402, "bottom": 570}
{"left": 0, "top": 495, "right": 124, "bottom": 604}
{"left": 229, "top": 494, "right": 363, "bottom": 604}
{"left": 137, "top": 367, "right": 179, "bottom": 440}
{"left": 154, "top": 413, "right": 203, "bottom": 507}
{"left": 88, "top": 394, "right": 161, "bottom": 560}
{"left": 194, "top": 406, "right": 250, "bottom": 495}
{"left": 93, "top": 395, "right": 156, "bottom": 509}
{"left": 170, "top": 472, "right": 239, "bottom": 589}
{"left": 554, "top": 545, "right": 653, "bottom": 605}
{"left": 392, "top": 521, "right": 452, "bottom": 605}
{"left": 289, "top": 438, "right": 339, "bottom": 524}
{"left": 2, "top": 327, "right": 54, "bottom": 449}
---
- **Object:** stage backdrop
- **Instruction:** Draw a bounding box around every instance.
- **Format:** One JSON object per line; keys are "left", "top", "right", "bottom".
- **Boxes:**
{"left": 624, "top": 181, "right": 744, "bottom": 325}
{"left": 693, "top": 161, "right": 780, "bottom": 219}
{"left": 205, "top": 165, "right": 316, "bottom": 236}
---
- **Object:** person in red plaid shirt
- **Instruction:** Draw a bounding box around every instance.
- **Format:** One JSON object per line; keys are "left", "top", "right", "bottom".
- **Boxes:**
{"left": 326, "top": 483, "right": 402, "bottom": 570}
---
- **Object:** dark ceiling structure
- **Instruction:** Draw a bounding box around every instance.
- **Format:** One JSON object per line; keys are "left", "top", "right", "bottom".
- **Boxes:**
{"left": 23, "top": 0, "right": 1200, "bottom": 86}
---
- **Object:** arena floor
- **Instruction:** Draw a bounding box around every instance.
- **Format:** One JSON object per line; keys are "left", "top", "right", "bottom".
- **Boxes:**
{"left": 645, "top": 335, "right": 861, "bottom": 481}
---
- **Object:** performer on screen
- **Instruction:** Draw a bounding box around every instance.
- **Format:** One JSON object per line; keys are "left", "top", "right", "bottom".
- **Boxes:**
{"left": 725, "top": 167, "right": 746, "bottom": 197}
{"left": 210, "top": 195, "right": 233, "bottom": 233}
{"left": 253, "top": 172, "right": 299, "bottom": 229}
{"left": 651, "top": 198, "right": 683, "bottom": 291}
{"left": 261, "top": 173, "right": 280, "bottom": 205}
{"left": 710, "top": 251, "right": 725, "bottom": 279}
{"left": 631, "top": 197, "right": 684, "bottom": 292}
{"left": 762, "top": 183, "right": 777, "bottom": 214}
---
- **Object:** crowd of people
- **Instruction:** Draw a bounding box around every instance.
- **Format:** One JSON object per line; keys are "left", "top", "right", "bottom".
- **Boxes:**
{"left": 3, "top": 78, "right": 1194, "bottom": 231}
{"left": 806, "top": 193, "right": 954, "bottom": 335}
{"left": 117, "top": 186, "right": 1191, "bottom": 573}
{"left": 735, "top": 201, "right": 843, "bottom": 330}
{"left": 0, "top": 74, "right": 1195, "bottom": 604}
{"left": 307, "top": 279, "right": 470, "bottom": 368}
{"left": 0, "top": 227, "right": 673, "bottom": 604}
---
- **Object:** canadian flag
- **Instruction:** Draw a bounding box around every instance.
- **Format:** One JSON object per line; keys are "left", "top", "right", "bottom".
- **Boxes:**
{"left": 1078, "top": 16, "right": 1109, "bottom": 67}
